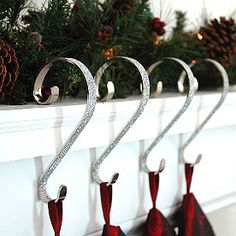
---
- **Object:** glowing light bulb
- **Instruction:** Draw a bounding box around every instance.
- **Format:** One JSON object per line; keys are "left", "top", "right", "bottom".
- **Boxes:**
{"left": 197, "top": 33, "right": 203, "bottom": 40}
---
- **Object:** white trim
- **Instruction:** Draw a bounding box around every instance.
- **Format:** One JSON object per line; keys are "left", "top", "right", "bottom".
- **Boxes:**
{"left": 1, "top": 92, "right": 236, "bottom": 163}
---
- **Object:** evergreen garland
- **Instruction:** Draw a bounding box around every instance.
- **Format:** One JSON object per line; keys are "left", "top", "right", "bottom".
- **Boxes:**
{"left": 0, "top": 0, "right": 234, "bottom": 104}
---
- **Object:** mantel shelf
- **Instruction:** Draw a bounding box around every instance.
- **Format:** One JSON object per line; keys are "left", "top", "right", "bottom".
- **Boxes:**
{"left": 0, "top": 91, "right": 235, "bottom": 163}
{"left": 0, "top": 91, "right": 236, "bottom": 235}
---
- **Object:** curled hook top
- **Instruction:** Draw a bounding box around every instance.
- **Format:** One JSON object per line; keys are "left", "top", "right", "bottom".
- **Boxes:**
{"left": 94, "top": 63, "right": 115, "bottom": 102}
{"left": 92, "top": 56, "right": 150, "bottom": 185}
{"left": 151, "top": 81, "right": 163, "bottom": 97}
{"left": 178, "top": 59, "right": 229, "bottom": 162}
{"left": 35, "top": 58, "right": 97, "bottom": 203}
{"left": 146, "top": 61, "right": 164, "bottom": 98}
{"left": 33, "top": 58, "right": 63, "bottom": 105}
{"left": 141, "top": 57, "right": 198, "bottom": 173}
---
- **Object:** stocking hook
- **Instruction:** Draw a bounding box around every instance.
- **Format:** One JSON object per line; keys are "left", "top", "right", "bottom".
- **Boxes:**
{"left": 34, "top": 58, "right": 96, "bottom": 203}
{"left": 92, "top": 56, "right": 150, "bottom": 185}
{"left": 177, "top": 59, "right": 229, "bottom": 164}
{"left": 141, "top": 57, "right": 198, "bottom": 173}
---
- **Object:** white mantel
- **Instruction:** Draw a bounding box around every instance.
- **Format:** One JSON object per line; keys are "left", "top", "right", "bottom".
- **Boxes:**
{"left": 0, "top": 92, "right": 236, "bottom": 235}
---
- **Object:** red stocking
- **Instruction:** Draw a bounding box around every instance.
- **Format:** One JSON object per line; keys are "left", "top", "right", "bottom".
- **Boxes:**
{"left": 178, "top": 164, "right": 215, "bottom": 236}
{"left": 100, "top": 182, "right": 126, "bottom": 236}
{"left": 48, "top": 199, "right": 63, "bottom": 236}
{"left": 143, "top": 172, "right": 176, "bottom": 236}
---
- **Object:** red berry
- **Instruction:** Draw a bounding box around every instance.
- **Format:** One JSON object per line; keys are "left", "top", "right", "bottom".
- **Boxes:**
{"left": 104, "top": 25, "right": 113, "bottom": 37}
{"left": 121, "top": 4, "right": 131, "bottom": 12}
{"left": 153, "top": 17, "right": 161, "bottom": 25}
{"left": 72, "top": 2, "right": 80, "bottom": 11}
{"left": 97, "top": 31, "right": 103, "bottom": 41}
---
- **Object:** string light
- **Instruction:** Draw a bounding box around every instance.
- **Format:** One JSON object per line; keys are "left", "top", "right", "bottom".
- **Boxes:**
{"left": 197, "top": 33, "right": 203, "bottom": 40}
{"left": 152, "top": 33, "right": 160, "bottom": 47}
{"left": 102, "top": 48, "right": 118, "bottom": 60}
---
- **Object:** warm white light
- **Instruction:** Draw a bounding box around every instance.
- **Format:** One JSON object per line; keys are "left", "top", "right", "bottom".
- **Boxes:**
{"left": 197, "top": 33, "right": 203, "bottom": 40}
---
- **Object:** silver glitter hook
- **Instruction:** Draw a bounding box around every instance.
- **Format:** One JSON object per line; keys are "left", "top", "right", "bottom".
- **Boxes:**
{"left": 35, "top": 58, "right": 97, "bottom": 203}
{"left": 154, "top": 159, "right": 166, "bottom": 175}
{"left": 33, "top": 58, "right": 67, "bottom": 105}
{"left": 55, "top": 185, "right": 67, "bottom": 203}
{"left": 177, "top": 59, "right": 229, "bottom": 164}
{"left": 147, "top": 61, "right": 164, "bottom": 98}
{"left": 92, "top": 56, "right": 150, "bottom": 184}
{"left": 94, "top": 63, "right": 115, "bottom": 102}
{"left": 107, "top": 173, "right": 120, "bottom": 186}
{"left": 140, "top": 80, "right": 163, "bottom": 98}
{"left": 141, "top": 57, "right": 198, "bottom": 173}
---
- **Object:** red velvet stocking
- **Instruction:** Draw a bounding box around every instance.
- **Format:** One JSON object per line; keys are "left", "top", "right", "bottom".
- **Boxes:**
{"left": 48, "top": 199, "right": 63, "bottom": 236}
{"left": 143, "top": 172, "right": 176, "bottom": 236}
{"left": 178, "top": 164, "right": 215, "bottom": 236}
{"left": 100, "top": 182, "right": 126, "bottom": 236}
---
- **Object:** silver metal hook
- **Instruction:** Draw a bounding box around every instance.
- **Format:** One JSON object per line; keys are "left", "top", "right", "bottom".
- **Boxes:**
{"left": 34, "top": 58, "right": 97, "bottom": 203}
{"left": 147, "top": 62, "right": 164, "bottom": 98}
{"left": 92, "top": 56, "right": 150, "bottom": 184}
{"left": 140, "top": 80, "right": 163, "bottom": 98}
{"left": 141, "top": 58, "right": 198, "bottom": 173}
{"left": 190, "top": 154, "right": 202, "bottom": 167}
{"left": 154, "top": 159, "right": 166, "bottom": 175}
{"left": 177, "top": 59, "right": 229, "bottom": 164}
{"left": 152, "top": 81, "right": 163, "bottom": 97}
{"left": 33, "top": 58, "right": 61, "bottom": 105}
{"left": 94, "top": 65, "right": 115, "bottom": 102}
{"left": 55, "top": 185, "right": 67, "bottom": 202}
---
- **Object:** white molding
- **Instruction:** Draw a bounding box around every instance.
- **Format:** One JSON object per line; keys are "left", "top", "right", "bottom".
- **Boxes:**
{"left": 1, "top": 92, "right": 236, "bottom": 163}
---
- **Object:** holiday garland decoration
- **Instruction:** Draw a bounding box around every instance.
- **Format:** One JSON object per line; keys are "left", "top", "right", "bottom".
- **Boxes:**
{"left": 199, "top": 17, "right": 236, "bottom": 68}
{"left": 0, "top": 0, "right": 235, "bottom": 104}
{"left": 148, "top": 17, "right": 166, "bottom": 47}
{"left": 0, "top": 39, "right": 19, "bottom": 103}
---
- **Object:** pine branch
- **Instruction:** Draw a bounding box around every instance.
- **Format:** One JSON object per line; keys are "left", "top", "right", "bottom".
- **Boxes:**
{"left": 0, "top": 0, "right": 30, "bottom": 29}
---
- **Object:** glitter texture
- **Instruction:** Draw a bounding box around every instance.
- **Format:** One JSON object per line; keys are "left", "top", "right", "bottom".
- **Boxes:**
{"left": 36, "top": 58, "right": 97, "bottom": 203}
{"left": 141, "top": 57, "right": 198, "bottom": 173}
{"left": 92, "top": 56, "right": 150, "bottom": 184}
{"left": 180, "top": 59, "right": 229, "bottom": 151}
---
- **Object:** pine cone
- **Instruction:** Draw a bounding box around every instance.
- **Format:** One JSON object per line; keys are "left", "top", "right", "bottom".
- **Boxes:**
{"left": 199, "top": 17, "right": 236, "bottom": 68}
{"left": 0, "top": 39, "right": 19, "bottom": 103}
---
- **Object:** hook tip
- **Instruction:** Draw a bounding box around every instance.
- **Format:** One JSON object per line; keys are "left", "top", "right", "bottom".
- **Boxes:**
{"left": 193, "top": 77, "right": 199, "bottom": 92}
{"left": 107, "top": 173, "right": 119, "bottom": 186}
{"left": 98, "top": 81, "right": 115, "bottom": 102}
{"left": 33, "top": 86, "right": 59, "bottom": 105}
{"left": 151, "top": 81, "right": 163, "bottom": 98}
{"left": 190, "top": 154, "right": 202, "bottom": 167}
{"left": 47, "top": 86, "right": 59, "bottom": 104}
{"left": 177, "top": 80, "right": 185, "bottom": 94}
{"left": 155, "top": 159, "right": 166, "bottom": 174}
{"left": 157, "top": 81, "right": 163, "bottom": 93}
{"left": 195, "top": 154, "right": 202, "bottom": 164}
{"left": 107, "top": 81, "right": 115, "bottom": 93}
{"left": 55, "top": 185, "right": 67, "bottom": 202}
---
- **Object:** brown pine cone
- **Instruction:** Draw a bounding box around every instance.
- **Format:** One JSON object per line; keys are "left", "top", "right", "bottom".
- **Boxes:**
{"left": 199, "top": 17, "right": 236, "bottom": 68}
{"left": 0, "top": 39, "right": 19, "bottom": 103}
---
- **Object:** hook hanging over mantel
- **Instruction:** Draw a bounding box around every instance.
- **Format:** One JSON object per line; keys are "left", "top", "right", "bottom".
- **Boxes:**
{"left": 33, "top": 58, "right": 97, "bottom": 203}
{"left": 91, "top": 56, "right": 150, "bottom": 185}
{"left": 177, "top": 59, "right": 229, "bottom": 164}
{"left": 141, "top": 57, "right": 198, "bottom": 173}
